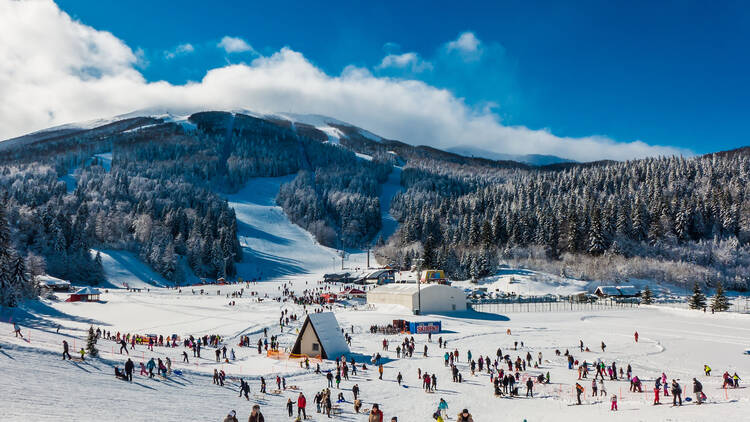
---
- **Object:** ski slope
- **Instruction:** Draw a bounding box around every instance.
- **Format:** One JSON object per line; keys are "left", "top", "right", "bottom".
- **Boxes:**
{"left": 227, "top": 176, "right": 342, "bottom": 279}
{"left": 95, "top": 249, "right": 172, "bottom": 289}
{"left": 1, "top": 284, "right": 749, "bottom": 421}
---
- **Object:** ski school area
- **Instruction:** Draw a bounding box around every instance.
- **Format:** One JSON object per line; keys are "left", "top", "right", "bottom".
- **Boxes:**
{"left": 1, "top": 277, "right": 749, "bottom": 422}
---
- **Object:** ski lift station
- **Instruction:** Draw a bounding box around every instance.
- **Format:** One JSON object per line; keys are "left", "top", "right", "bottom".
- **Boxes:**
{"left": 366, "top": 283, "right": 467, "bottom": 313}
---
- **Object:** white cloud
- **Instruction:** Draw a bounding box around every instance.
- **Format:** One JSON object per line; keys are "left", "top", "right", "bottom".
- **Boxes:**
{"left": 0, "top": 1, "right": 689, "bottom": 162}
{"left": 217, "top": 36, "right": 254, "bottom": 53}
{"left": 445, "top": 31, "right": 482, "bottom": 61}
{"left": 164, "top": 43, "right": 194, "bottom": 59}
{"left": 377, "top": 52, "right": 433, "bottom": 73}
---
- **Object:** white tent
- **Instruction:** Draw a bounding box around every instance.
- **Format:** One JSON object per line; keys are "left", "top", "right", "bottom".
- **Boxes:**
{"left": 367, "top": 283, "right": 467, "bottom": 313}
{"left": 291, "top": 312, "right": 350, "bottom": 359}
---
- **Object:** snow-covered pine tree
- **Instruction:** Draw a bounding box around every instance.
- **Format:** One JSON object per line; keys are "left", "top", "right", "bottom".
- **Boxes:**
{"left": 86, "top": 325, "right": 99, "bottom": 358}
{"left": 688, "top": 282, "right": 707, "bottom": 310}
{"left": 710, "top": 281, "right": 730, "bottom": 312}
{"left": 641, "top": 285, "right": 654, "bottom": 304}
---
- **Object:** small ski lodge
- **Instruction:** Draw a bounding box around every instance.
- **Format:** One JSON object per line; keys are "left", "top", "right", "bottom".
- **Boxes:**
{"left": 291, "top": 312, "right": 350, "bottom": 360}
{"left": 66, "top": 287, "right": 101, "bottom": 302}
{"left": 594, "top": 285, "right": 641, "bottom": 298}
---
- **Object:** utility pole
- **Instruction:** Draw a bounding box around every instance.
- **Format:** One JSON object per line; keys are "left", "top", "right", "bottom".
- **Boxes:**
{"left": 415, "top": 258, "right": 424, "bottom": 315}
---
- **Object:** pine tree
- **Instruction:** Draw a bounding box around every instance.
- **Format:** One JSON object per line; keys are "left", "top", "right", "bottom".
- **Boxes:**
{"left": 86, "top": 326, "right": 99, "bottom": 358}
{"left": 710, "top": 281, "right": 730, "bottom": 312}
{"left": 641, "top": 285, "right": 654, "bottom": 305}
{"left": 688, "top": 282, "right": 707, "bottom": 310}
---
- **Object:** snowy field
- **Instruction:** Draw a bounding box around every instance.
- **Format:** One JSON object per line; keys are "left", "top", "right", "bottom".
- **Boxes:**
{"left": 1, "top": 284, "right": 749, "bottom": 422}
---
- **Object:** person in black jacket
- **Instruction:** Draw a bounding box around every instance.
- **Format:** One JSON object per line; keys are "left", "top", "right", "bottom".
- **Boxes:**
{"left": 124, "top": 358, "right": 134, "bottom": 382}
{"left": 693, "top": 378, "right": 703, "bottom": 404}
{"left": 671, "top": 380, "right": 682, "bottom": 406}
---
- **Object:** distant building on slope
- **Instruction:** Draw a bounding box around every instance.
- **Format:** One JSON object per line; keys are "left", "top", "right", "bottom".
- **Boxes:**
{"left": 594, "top": 285, "right": 641, "bottom": 298}
{"left": 291, "top": 312, "right": 350, "bottom": 360}
{"left": 66, "top": 287, "right": 101, "bottom": 302}
{"left": 356, "top": 269, "right": 396, "bottom": 285}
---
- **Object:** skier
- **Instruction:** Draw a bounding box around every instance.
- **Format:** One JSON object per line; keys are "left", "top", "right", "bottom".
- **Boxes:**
{"left": 396, "top": 372, "right": 403, "bottom": 386}
{"left": 610, "top": 394, "right": 618, "bottom": 411}
{"left": 634, "top": 331, "right": 639, "bottom": 343}
{"left": 704, "top": 365, "right": 711, "bottom": 376}
{"left": 13, "top": 322, "right": 22, "bottom": 338}
{"left": 119, "top": 339, "right": 128, "bottom": 355}
{"left": 182, "top": 350, "right": 189, "bottom": 363}
{"left": 62, "top": 340, "right": 71, "bottom": 360}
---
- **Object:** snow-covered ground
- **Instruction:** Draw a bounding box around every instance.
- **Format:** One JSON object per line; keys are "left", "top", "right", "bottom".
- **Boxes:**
{"left": 95, "top": 249, "right": 172, "bottom": 289}
{"left": 452, "top": 267, "right": 591, "bottom": 297}
{"left": 227, "top": 176, "right": 344, "bottom": 279}
{"left": 1, "top": 283, "right": 749, "bottom": 421}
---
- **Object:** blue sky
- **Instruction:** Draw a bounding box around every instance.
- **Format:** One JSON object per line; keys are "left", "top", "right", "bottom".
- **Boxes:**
{"left": 54, "top": 0, "right": 750, "bottom": 154}
{"left": 1, "top": 1, "right": 747, "bottom": 160}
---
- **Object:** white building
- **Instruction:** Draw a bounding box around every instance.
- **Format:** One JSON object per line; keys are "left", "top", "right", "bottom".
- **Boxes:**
{"left": 367, "top": 283, "right": 467, "bottom": 313}
{"left": 291, "top": 312, "right": 350, "bottom": 360}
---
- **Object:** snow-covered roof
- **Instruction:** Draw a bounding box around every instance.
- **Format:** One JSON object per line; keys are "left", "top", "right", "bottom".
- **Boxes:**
{"left": 73, "top": 287, "right": 101, "bottom": 295}
{"left": 37, "top": 275, "right": 70, "bottom": 287}
{"left": 594, "top": 286, "right": 621, "bottom": 296}
{"left": 616, "top": 286, "right": 641, "bottom": 296}
{"left": 305, "top": 312, "right": 350, "bottom": 358}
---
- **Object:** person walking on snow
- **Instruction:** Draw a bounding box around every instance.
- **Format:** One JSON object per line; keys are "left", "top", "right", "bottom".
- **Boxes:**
{"left": 62, "top": 340, "right": 72, "bottom": 360}
{"left": 438, "top": 398, "right": 448, "bottom": 419}
{"left": 610, "top": 394, "right": 618, "bottom": 411}
{"left": 634, "top": 331, "right": 639, "bottom": 343}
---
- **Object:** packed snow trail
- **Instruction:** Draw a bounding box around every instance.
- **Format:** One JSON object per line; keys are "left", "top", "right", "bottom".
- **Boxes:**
{"left": 376, "top": 166, "right": 402, "bottom": 243}
{"left": 227, "top": 176, "right": 340, "bottom": 279}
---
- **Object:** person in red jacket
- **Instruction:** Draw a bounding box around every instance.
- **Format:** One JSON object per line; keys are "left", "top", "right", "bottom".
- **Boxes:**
{"left": 297, "top": 392, "right": 307, "bottom": 419}
{"left": 634, "top": 331, "right": 639, "bottom": 343}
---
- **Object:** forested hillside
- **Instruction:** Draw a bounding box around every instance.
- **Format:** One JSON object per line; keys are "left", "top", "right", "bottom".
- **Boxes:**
{"left": 1, "top": 110, "right": 748, "bottom": 304}
{"left": 377, "top": 150, "right": 750, "bottom": 290}
{"left": 0, "top": 111, "right": 391, "bottom": 296}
